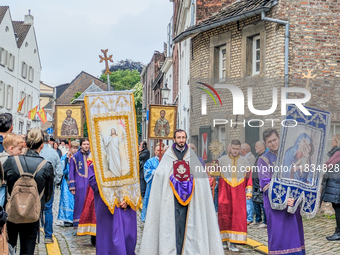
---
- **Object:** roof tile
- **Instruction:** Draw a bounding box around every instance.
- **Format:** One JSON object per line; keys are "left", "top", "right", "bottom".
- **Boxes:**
{"left": 12, "top": 21, "right": 31, "bottom": 48}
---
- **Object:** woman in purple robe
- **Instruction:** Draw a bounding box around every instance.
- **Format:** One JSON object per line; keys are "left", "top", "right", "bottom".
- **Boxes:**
{"left": 88, "top": 164, "right": 137, "bottom": 255}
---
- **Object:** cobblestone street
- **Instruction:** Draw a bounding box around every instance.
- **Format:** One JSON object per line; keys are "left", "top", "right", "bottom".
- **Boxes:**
{"left": 30, "top": 189, "right": 340, "bottom": 254}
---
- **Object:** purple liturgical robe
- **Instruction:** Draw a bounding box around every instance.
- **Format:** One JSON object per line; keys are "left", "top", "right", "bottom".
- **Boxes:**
{"left": 88, "top": 164, "right": 137, "bottom": 255}
{"left": 69, "top": 150, "right": 89, "bottom": 227}
{"left": 257, "top": 151, "right": 305, "bottom": 255}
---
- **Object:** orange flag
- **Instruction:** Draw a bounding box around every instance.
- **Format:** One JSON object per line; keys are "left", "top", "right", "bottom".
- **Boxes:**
{"left": 37, "top": 108, "right": 47, "bottom": 124}
{"left": 28, "top": 105, "right": 38, "bottom": 120}
{"left": 17, "top": 97, "right": 25, "bottom": 112}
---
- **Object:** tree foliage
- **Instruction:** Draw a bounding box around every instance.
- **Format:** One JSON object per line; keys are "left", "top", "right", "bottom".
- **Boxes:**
{"left": 100, "top": 69, "right": 140, "bottom": 91}
{"left": 70, "top": 92, "right": 82, "bottom": 103}
{"left": 100, "top": 66, "right": 144, "bottom": 136}
{"left": 133, "top": 82, "right": 143, "bottom": 135}
{"left": 106, "top": 59, "right": 144, "bottom": 73}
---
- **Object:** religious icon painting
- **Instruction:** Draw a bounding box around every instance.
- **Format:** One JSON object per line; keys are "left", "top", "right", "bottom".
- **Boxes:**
{"left": 54, "top": 105, "right": 84, "bottom": 139}
{"left": 269, "top": 105, "right": 331, "bottom": 218}
{"left": 84, "top": 91, "right": 141, "bottom": 214}
{"left": 148, "top": 104, "right": 177, "bottom": 140}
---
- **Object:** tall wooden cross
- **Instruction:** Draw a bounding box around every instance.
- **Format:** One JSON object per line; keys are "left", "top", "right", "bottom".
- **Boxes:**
{"left": 99, "top": 49, "right": 113, "bottom": 91}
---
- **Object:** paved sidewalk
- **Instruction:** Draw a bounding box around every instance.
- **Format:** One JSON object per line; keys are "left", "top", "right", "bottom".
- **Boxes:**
{"left": 31, "top": 189, "right": 340, "bottom": 254}
{"left": 247, "top": 212, "right": 340, "bottom": 254}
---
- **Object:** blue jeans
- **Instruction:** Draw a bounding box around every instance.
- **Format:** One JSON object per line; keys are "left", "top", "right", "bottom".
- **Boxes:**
{"left": 254, "top": 202, "right": 266, "bottom": 224}
{"left": 0, "top": 186, "right": 6, "bottom": 207}
{"left": 246, "top": 198, "right": 254, "bottom": 222}
{"left": 44, "top": 189, "right": 54, "bottom": 238}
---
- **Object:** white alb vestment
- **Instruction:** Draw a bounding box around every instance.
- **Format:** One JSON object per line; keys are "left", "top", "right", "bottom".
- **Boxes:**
{"left": 140, "top": 147, "right": 224, "bottom": 255}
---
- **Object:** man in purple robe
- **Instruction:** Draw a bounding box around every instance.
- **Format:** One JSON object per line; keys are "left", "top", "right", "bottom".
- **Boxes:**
{"left": 257, "top": 128, "right": 305, "bottom": 255}
{"left": 69, "top": 138, "right": 90, "bottom": 228}
{"left": 88, "top": 161, "right": 137, "bottom": 255}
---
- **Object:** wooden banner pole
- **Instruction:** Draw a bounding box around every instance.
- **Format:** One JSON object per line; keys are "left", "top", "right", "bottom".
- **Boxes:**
{"left": 159, "top": 139, "right": 162, "bottom": 161}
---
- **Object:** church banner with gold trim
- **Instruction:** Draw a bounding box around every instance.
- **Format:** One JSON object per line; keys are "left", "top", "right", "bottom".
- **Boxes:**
{"left": 84, "top": 91, "right": 141, "bottom": 214}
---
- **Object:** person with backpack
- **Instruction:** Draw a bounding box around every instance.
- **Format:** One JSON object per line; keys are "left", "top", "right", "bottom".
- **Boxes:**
{"left": 40, "top": 131, "right": 63, "bottom": 243}
{"left": 3, "top": 128, "right": 54, "bottom": 255}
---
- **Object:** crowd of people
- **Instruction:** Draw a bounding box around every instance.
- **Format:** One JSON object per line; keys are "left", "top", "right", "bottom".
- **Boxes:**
{"left": 0, "top": 110, "right": 339, "bottom": 255}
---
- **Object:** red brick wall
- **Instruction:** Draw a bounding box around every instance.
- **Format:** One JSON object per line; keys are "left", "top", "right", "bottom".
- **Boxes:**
{"left": 145, "top": 52, "right": 165, "bottom": 108}
{"left": 196, "top": 0, "right": 238, "bottom": 23}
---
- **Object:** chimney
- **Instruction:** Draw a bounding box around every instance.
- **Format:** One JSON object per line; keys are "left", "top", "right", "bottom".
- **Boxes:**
{"left": 24, "top": 9, "right": 34, "bottom": 25}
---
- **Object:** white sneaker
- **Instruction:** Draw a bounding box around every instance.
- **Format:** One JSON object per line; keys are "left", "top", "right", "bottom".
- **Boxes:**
{"left": 223, "top": 242, "right": 228, "bottom": 250}
{"left": 258, "top": 223, "right": 267, "bottom": 228}
{"left": 229, "top": 243, "right": 239, "bottom": 252}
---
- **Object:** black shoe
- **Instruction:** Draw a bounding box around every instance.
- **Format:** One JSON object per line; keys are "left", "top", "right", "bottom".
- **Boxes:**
{"left": 64, "top": 222, "right": 73, "bottom": 227}
{"left": 326, "top": 228, "right": 340, "bottom": 241}
{"left": 91, "top": 236, "right": 96, "bottom": 246}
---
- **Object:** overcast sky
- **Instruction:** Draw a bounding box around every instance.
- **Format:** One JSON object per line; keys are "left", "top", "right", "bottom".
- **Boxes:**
{"left": 5, "top": 0, "right": 173, "bottom": 86}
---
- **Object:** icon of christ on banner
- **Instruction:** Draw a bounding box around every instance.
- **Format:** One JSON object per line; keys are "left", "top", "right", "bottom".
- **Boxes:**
{"left": 99, "top": 119, "right": 129, "bottom": 178}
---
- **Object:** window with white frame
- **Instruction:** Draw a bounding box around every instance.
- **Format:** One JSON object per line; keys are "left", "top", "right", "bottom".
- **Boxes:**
{"left": 28, "top": 66, "right": 34, "bottom": 82}
{"left": 7, "top": 53, "right": 15, "bottom": 71}
{"left": 20, "top": 91, "right": 26, "bottom": 114}
{"left": 6, "top": 85, "right": 13, "bottom": 109}
{"left": 219, "top": 46, "right": 227, "bottom": 81}
{"left": 217, "top": 125, "right": 226, "bottom": 149}
{"left": 252, "top": 35, "right": 260, "bottom": 76}
{"left": 27, "top": 94, "right": 33, "bottom": 112}
{"left": 18, "top": 121, "right": 24, "bottom": 135}
{"left": 0, "top": 48, "right": 7, "bottom": 66}
{"left": 21, "top": 62, "right": 27, "bottom": 78}
{"left": 0, "top": 81, "right": 5, "bottom": 107}
{"left": 26, "top": 122, "right": 31, "bottom": 132}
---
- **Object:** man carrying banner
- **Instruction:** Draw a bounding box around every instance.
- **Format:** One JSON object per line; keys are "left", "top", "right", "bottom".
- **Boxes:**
{"left": 257, "top": 128, "right": 305, "bottom": 255}
{"left": 69, "top": 138, "right": 91, "bottom": 228}
{"left": 88, "top": 152, "right": 136, "bottom": 254}
{"left": 140, "top": 129, "right": 224, "bottom": 255}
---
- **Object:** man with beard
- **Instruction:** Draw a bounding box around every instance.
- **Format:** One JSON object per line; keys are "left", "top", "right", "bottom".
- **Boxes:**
{"left": 69, "top": 138, "right": 91, "bottom": 229}
{"left": 218, "top": 139, "right": 252, "bottom": 252}
{"left": 257, "top": 128, "right": 305, "bottom": 255}
{"left": 140, "top": 129, "right": 223, "bottom": 255}
{"left": 154, "top": 110, "right": 170, "bottom": 137}
{"left": 61, "top": 110, "right": 79, "bottom": 136}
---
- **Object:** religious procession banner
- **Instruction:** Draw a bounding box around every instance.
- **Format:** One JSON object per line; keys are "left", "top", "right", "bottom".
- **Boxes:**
{"left": 148, "top": 104, "right": 177, "bottom": 140}
{"left": 55, "top": 105, "right": 84, "bottom": 139}
{"left": 84, "top": 91, "right": 141, "bottom": 214}
{"left": 269, "top": 105, "right": 331, "bottom": 218}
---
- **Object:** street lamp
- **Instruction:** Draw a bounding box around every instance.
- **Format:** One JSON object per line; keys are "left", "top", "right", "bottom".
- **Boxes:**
{"left": 161, "top": 83, "right": 171, "bottom": 105}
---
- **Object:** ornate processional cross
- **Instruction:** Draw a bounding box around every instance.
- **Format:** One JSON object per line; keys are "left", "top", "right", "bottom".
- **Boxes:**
{"left": 99, "top": 49, "right": 113, "bottom": 90}
{"left": 302, "top": 69, "right": 317, "bottom": 91}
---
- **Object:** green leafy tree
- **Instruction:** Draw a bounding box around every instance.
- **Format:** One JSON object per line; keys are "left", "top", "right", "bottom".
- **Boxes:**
{"left": 83, "top": 121, "right": 88, "bottom": 138}
{"left": 70, "top": 92, "right": 82, "bottom": 103}
{"left": 133, "top": 82, "right": 143, "bottom": 135}
{"left": 100, "top": 69, "right": 140, "bottom": 91}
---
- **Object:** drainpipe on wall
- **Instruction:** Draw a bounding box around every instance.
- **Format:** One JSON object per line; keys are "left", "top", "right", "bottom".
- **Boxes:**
{"left": 261, "top": 12, "right": 289, "bottom": 88}
{"left": 191, "top": 0, "right": 195, "bottom": 26}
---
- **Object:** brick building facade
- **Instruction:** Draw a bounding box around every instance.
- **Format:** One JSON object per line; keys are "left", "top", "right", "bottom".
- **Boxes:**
{"left": 141, "top": 51, "right": 165, "bottom": 141}
{"left": 173, "top": 0, "right": 340, "bottom": 160}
